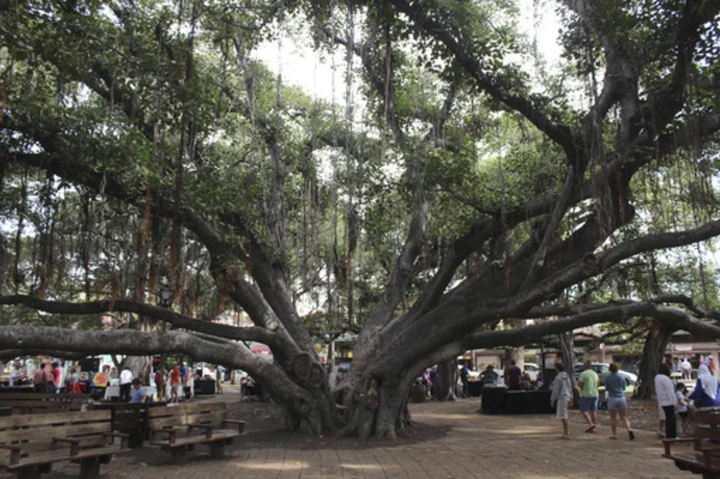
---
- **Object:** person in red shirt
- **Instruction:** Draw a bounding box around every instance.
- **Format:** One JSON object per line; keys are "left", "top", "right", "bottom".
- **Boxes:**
{"left": 169, "top": 363, "right": 181, "bottom": 403}
{"left": 51, "top": 363, "right": 62, "bottom": 393}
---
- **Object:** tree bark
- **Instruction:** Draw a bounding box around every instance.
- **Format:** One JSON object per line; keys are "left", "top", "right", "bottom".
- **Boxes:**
{"left": 636, "top": 323, "right": 672, "bottom": 399}
{"left": 434, "top": 359, "right": 457, "bottom": 401}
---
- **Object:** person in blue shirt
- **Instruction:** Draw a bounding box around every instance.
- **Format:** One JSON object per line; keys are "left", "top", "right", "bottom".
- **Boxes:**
{"left": 129, "top": 378, "right": 149, "bottom": 403}
{"left": 689, "top": 364, "right": 720, "bottom": 409}
{"left": 604, "top": 363, "right": 635, "bottom": 440}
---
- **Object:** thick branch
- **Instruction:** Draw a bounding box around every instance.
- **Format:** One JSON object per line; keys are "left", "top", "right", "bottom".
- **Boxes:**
{"left": 0, "top": 295, "right": 283, "bottom": 348}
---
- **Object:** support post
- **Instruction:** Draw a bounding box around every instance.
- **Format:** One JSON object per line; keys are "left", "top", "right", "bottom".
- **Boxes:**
{"left": 78, "top": 458, "right": 101, "bottom": 479}
{"left": 168, "top": 447, "right": 187, "bottom": 465}
{"left": 208, "top": 441, "right": 225, "bottom": 459}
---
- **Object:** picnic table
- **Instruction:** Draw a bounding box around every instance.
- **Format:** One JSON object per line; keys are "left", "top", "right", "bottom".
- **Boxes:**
{"left": 480, "top": 387, "right": 553, "bottom": 414}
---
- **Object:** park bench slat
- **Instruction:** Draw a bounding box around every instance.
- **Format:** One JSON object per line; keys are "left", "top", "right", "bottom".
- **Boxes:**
{"left": 0, "top": 410, "right": 108, "bottom": 429}
{"left": 147, "top": 402, "right": 224, "bottom": 416}
{"left": 4, "top": 443, "right": 122, "bottom": 471}
{"left": 149, "top": 411, "right": 226, "bottom": 429}
{"left": 0, "top": 422, "right": 111, "bottom": 443}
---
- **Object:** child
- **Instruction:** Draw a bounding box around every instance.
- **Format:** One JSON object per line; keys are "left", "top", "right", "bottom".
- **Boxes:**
{"left": 550, "top": 363, "right": 574, "bottom": 439}
{"left": 677, "top": 382, "right": 690, "bottom": 435}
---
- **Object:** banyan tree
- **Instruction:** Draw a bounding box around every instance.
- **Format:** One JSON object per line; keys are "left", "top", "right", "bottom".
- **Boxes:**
{"left": 1, "top": 0, "right": 720, "bottom": 438}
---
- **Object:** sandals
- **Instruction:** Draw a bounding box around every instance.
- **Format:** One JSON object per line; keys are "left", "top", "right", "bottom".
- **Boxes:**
{"left": 629, "top": 430, "right": 635, "bottom": 440}
{"left": 585, "top": 425, "right": 597, "bottom": 433}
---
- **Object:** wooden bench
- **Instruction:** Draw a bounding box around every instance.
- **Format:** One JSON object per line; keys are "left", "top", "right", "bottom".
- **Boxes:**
{"left": 90, "top": 402, "right": 165, "bottom": 448}
{"left": 0, "top": 393, "right": 88, "bottom": 414}
{"left": 0, "top": 410, "right": 128, "bottom": 479}
{"left": 664, "top": 410, "right": 720, "bottom": 478}
{"left": 148, "top": 402, "right": 244, "bottom": 464}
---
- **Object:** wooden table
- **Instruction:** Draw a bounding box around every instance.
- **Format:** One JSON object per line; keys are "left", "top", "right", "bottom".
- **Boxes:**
{"left": 480, "top": 388, "right": 553, "bottom": 414}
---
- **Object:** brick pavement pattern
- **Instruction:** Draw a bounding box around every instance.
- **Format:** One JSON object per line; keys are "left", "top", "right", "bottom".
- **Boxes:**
{"left": 1, "top": 400, "right": 695, "bottom": 479}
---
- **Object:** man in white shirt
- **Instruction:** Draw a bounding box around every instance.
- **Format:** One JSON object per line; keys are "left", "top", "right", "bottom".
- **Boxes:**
{"left": 119, "top": 367, "right": 134, "bottom": 402}
{"left": 681, "top": 358, "right": 692, "bottom": 380}
{"left": 655, "top": 363, "right": 677, "bottom": 439}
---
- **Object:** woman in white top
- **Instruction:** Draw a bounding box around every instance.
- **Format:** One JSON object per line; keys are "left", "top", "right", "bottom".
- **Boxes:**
{"left": 655, "top": 363, "right": 677, "bottom": 439}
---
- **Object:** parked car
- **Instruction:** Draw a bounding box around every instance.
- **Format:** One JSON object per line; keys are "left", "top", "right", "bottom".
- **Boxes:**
{"left": 574, "top": 362, "right": 638, "bottom": 387}
{"left": 524, "top": 363, "right": 540, "bottom": 382}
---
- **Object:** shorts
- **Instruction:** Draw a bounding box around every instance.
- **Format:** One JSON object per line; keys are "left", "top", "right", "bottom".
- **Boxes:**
{"left": 580, "top": 397, "right": 598, "bottom": 412}
{"left": 556, "top": 399, "right": 569, "bottom": 419}
{"left": 171, "top": 384, "right": 181, "bottom": 394}
{"left": 607, "top": 396, "right": 627, "bottom": 410}
{"left": 679, "top": 411, "right": 689, "bottom": 419}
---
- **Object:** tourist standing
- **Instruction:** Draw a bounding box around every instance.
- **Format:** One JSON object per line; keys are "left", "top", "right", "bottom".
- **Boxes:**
{"left": 170, "top": 362, "right": 181, "bottom": 403}
{"left": 130, "top": 378, "right": 149, "bottom": 404}
{"left": 550, "top": 363, "right": 573, "bottom": 439}
{"left": 505, "top": 360, "right": 522, "bottom": 390}
{"left": 676, "top": 383, "right": 690, "bottom": 435}
{"left": 655, "top": 363, "right": 677, "bottom": 439}
{"left": 154, "top": 366, "right": 167, "bottom": 402}
{"left": 51, "top": 363, "right": 62, "bottom": 394}
{"left": 605, "top": 363, "right": 635, "bottom": 440}
{"left": 68, "top": 368, "right": 82, "bottom": 394}
{"left": 577, "top": 360, "right": 599, "bottom": 433}
{"left": 9, "top": 364, "right": 25, "bottom": 387}
{"left": 119, "top": 366, "right": 133, "bottom": 402}
{"left": 33, "top": 364, "right": 47, "bottom": 392}
{"left": 681, "top": 358, "right": 692, "bottom": 380}
{"left": 689, "top": 364, "right": 720, "bottom": 409}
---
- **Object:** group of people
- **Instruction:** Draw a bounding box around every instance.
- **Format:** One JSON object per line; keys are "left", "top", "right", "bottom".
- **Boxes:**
{"left": 551, "top": 358, "right": 720, "bottom": 440}
{"left": 551, "top": 361, "right": 635, "bottom": 440}
{"left": 30, "top": 362, "right": 82, "bottom": 394}
{"left": 675, "top": 355, "right": 715, "bottom": 380}
{"left": 655, "top": 362, "right": 719, "bottom": 438}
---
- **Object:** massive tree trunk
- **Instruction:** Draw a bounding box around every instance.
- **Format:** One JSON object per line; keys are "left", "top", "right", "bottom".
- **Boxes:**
{"left": 636, "top": 323, "right": 673, "bottom": 399}
{"left": 434, "top": 359, "right": 458, "bottom": 401}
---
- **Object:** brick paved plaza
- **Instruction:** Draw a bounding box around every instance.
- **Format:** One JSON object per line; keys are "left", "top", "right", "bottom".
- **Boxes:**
{"left": 9, "top": 399, "right": 695, "bottom": 479}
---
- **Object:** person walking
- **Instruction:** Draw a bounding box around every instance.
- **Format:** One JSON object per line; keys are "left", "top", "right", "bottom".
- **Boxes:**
{"left": 605, "top": 363, "right": 635, "bottom": 440}
{"left": 655, "top": 363, "right": 678, "bottom": 439}
{"left": 460, "top": 365, "right": 470, "bottom": 398}
{"left": 550, "top": 363, "right": 573, "bottom": 439}
{"left": 578, "top": 360, "right": 599, "bottom": 433}
{"left": 119, "top": 366, "right": 133, "bottom": 402}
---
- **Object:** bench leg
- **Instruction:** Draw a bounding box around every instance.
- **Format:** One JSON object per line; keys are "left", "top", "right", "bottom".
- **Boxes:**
{"left": 79, "top": 458, "right": 101, "bottom": 479}
{"left": 16, "top": 467, "right": 43, "bottom": 479}
{"left": 128, "top": 433, "right": 144, "bottom": 448}
{"left": 209, "top": 442, "right": 225, "bottom": 459}
{"left": 168, "top": 447, "right": 187, "bottom": 465}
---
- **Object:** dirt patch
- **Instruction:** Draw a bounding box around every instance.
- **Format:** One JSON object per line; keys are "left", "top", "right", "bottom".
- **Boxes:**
{"left": 226, "top": 400, "right": 450, "bottom": 450}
